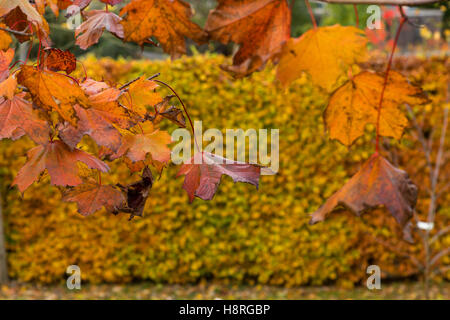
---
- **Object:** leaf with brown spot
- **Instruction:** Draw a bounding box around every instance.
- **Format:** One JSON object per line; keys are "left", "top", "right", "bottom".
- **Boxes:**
{"left": 310, "top": 154, "right": 418, "bottom": 229}
{"left": 62, "top": 181, "right": 126, "bottom": 216}
{"left": 0, "top": 92, "right": 50, "bottom": 144}
{"left": 17, "top": 65, "right": 91, "bottom": 127}
{"left": 119, "top": 76, "right": 162, "bottom": 118}
{"left": 13, "top": 140, "right": 109, "bottom": 193}
{"left": 177, "top": 152, "right": 261, "bottom": 203}
{"left": 75, "top": 10, "right": 124, "bottom": 50}
{"left": 324, "top": 71, "right": 428, "bottom": 146}
{"left": 277, "top": 25, "right": 368, "bottom": 91}
{"left": 39, "top": 48, "right": 77, "bottom": 74}
{"left": 114, "top": 166, "right": 153, "bottom": 219}
{"left": 120, "top": 0, "right": 207, "bottom": 58}
{"left": 205, "top": 0, "right": 291, "bottom": 77}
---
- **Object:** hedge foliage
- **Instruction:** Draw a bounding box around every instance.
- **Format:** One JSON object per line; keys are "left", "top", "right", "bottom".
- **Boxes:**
{"left": 1, "top": 53, "right": 448, "bottom": 286}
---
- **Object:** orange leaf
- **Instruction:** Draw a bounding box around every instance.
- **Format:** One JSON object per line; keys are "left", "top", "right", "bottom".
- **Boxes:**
{"left": 0, "top": 23, "right": 12, "bottom": 50}
{"left": 17, "top": 65, "right": 91, "bottom": 126}
{"left": 13, "top": 140, "right": 109, "bottom": 193}
{"left": 310, "top": 154, "right": 418, "bottom": 228}
{"left": 62, "top": 182, "right": 126, "bottom": 216}
{"left": 75, "top": 10, "right": 124, "bottom": 50}
{"left": 120, "top": 0, "right": 206, "bottom": 58}
{"left": 205, "top": 0, "right": 291, "bottom": 78}
{"left": 0, "top": 92, "right": 50, "bottom": 144}
{"left": 39, "top": 48, "right": 77, "bottom": 74}
{"left": 177, "top": 152, "right": 261, "bottom": 203}
{"left": 277, "top": 25, "right": 367, "bottom": 91}
{"left": 119, "top": 76, "right": 162, "bottom": 118}
{"left": 0, "top": 74, "right": 17, "bottom": 99}
{"left": 324, "top": 71, "right": 427, "bottom": 146}
{"left": 0, "top": 48, "right": 14, "bottom": 82}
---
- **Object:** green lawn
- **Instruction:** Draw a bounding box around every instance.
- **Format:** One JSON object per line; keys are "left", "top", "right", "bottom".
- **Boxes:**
{"left": 0, "top": 281, "right": 448, "bottom": 300}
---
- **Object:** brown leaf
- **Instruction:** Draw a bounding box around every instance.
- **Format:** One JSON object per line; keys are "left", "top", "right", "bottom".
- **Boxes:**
{"left": 13, "top": 140, "right": 109, "bottom": 193}
{"left": 75, "top": 10, "right": 124, "bottom": 50}
{"left": 62, "top": 182, "right": 126, "bottom": 216}
{"left": 120, "top": 0, "right": 207, "bottom": 58}
{"left": 152, "top": 95, "right": 186, "bottom": 128}
{"left": 39, "top": 48, "right": 77, "bottom": 74}
{"left": 205, "top": 0, "right": 291, "bottom": 77}
{"left": 310, "top": 154, "right": 418, "bottom": 228}
{"left": 114, "top": 166, "right": 153, "bottom": 219}
{"left": 177, "top": 152, "right": 261, "bottom": 203}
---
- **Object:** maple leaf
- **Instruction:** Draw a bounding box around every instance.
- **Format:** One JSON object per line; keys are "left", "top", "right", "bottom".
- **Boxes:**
{"left": 324, "top": 71, "right": 427, "bottom": 146}
{"left": 0, "top": 48, "right": 14, "bottom": 82}
{"left": 111, "top": 121, "right": 172, "bottom": 164}
{"left": 0, "top": 74, "right": 17, "bottom": 99}
{"left": 150, "top": 95, "right": 186, "bottom": 128}
{"left": 119, "top": 76, "right": 162, "bottom": 118}
{"left": 277, "top": 25, "right": 368, "bottom": 91}
{"left": 205, "top": 0, "right": 291, "bottom": 78}
{"left": 39, "top": 48, "right": 77, "bottom": 74}
{"left": 81, "top": 79, "right": 133, "bottom": 129}
{"left": 75, "top": 10, "right": 124, "bottom": 50}
{"left": 310, "top": 154, "right": 418, "bottom": 229}
{"left": 62, "top": 181, "right": 126, "bottom": 216}
{"left": 0, "top": 23, "right": 12, "bottom": 50}
{"left": 0, "top": 92, "right": 50, "bottom": 144}
{"left": 59, "top": 104, "right": 122, "bottom": 151}
{"left": 177, "top": 152, "right": 261, "bottom": 203}
{"left": 2, "top": 6, "right": 32, "bottom": 42}
{"left": 120, "top": 0, "right": 207, "bottom": 58}
{"left": 35, "top": 0, "right": 59, "bottom": 17}
{"left": 17, "top": 65, "right": 91, "bottom": 126}
{"left": 114, "top": 166, "right": 153, "bottom": 219}
{"left": 13, "top": 140, "right": 109, "bottom": 193}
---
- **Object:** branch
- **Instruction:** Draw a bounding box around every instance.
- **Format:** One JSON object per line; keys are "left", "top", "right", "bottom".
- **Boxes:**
{"left": 430, "top": 226, "right": 450, "bottom": 245}
{"left": 0, "top": 26, "right": 32, "bottom": 37}
{"left": 316, "top": 0, "right": 441, "bottom": 5}
{"left": 430, "top": 247, "right": 450, "bottom": 267}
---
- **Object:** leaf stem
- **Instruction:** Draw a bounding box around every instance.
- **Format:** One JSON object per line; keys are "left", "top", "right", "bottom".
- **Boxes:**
{"left": 353, "top": 4, "right": 359, "bottom": 27}
{"left": 153, "top": 79, "right": 201, "bottom": 153}
{"left": 305, "top": 0, "right": 317, "bottom": 29}
{"left": 375, "top": 10, "right": 406, "bottom": 154}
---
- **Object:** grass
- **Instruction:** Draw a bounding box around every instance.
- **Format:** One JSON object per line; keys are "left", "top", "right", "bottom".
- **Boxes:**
{"left": 0, "top": 281, "right": 448, "bottom": 300}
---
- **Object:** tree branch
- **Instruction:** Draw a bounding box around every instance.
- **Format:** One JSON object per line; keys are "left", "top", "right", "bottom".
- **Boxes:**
{"left": 0, "top": 26, "right": 32, "bottom": 37}
{"left": 430, "top": 226, "right": 450, "bottom": 245}
{"left": 430, "top": 247, "right": 450, "bottom": 267}
{"left": 315, "top": 0, "right": 440, "bottom": 5}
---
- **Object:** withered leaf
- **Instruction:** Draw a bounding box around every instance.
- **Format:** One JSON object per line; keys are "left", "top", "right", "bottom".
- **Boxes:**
{"left": 39, "top": 48, "right": 77, "bottom": 74}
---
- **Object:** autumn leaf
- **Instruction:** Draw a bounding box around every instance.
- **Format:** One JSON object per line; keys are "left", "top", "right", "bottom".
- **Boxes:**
{"left": 0, "top": 23, "right": 12, "bottom": 50}
{"left": 310, "top": 154, "right": 418, "bottom": 228}
{"left": 0, "top": 74, "right": 17, "bottom": 99}
{"left": 0, "top": 48, "right": 14, "bottom": 82}
{"left": 119, "top": 76, "right": 162, "bottom": 118}
{"left": 114, "top": 166, "right": 153, "bottom": 218}
{"left": 17, "top": 65, "right": 91, "bottom": 126}
{"left": 100, "top": 0, "right": 122, "bottom": 5}
{"left": 59, "top": 104, "right": 122, "bottom": 151}
{"left": 205, "top": 0, "right": 291, "bottom": 77}
{"left": 39, "top": 48, "right": 77, "bottom": 74}
{"left": 2, "top": 6, "right": 31, "bottom": 42}
{"left": 277, "top": 25, "right": 367, "bottom": 91}
{"left": 62, "top": 181, "right": 126, "bottom": 216}
{"left": 177, "top": 152, "right": 261, "bottom": 203}
{"left": 81, "top": 79, "right": 133, "bottom": 129}
{"left": 0, "top": 92, "right": 50, "bottom": 144}
{"left": 35, "top": 0, "right": 59, "bottom": 17}
{"left": 120, "top": 0, "right": 207, "bottom": 58}
{"left": 111, "top": 121, "right": 172, "bottom": 164}
{"left": 324, "top": 71, "right": 427, "bottom": 146}
{"left": 13, "top": 140, "right": 109, "bottom": 193}
{"left": 75, "top": 10, "right": 124, "bottom": 50}
{"left": 151, "top": 95, "right": 186, "bottom": 128}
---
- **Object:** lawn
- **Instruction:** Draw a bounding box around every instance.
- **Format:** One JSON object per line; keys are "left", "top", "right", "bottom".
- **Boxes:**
{"left": 0, "top": 281, "right": 448, "bottom": 300}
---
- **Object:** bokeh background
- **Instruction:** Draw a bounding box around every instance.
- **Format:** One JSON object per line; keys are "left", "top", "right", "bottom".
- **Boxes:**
{"left": 0, "top": 1, "right": 449, "bottom": 299}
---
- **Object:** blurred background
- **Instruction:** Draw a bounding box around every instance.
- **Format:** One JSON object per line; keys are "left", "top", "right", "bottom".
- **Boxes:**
{"left": 0, "top": 0, "right": 449, "bottom": 299}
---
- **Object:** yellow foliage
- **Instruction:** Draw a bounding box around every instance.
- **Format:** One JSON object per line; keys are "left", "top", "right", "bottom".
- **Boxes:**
{"left": 0, "top": 54, "right": 448, "bottom": 285}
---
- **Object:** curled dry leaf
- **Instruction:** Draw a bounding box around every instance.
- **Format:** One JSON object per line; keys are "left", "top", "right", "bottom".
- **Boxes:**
{"left": 310, "top": 154, "right": 418, "bottom": 229}
{"left": 177, "top": 152, "right": 261, "bottom": 203}
{"left": 111, "top": 121, "right": 172, "bottom": 164}
{"left": 75, "top": 10, "right": 124, "bottom": 50}
{"left": 151, "top": 95, "right": 186, "bottom": 128}
{"left": 324, "top": 71, "right": 428, "bottom": 146}
{"left": 17, "top": 65, "right": 91, "bottom": 127}
{"left": 120, "top": 0, "right": 207, "bottom": 58}
{"left": 39, "top": 48, "right": 77, "bottom": 74}
{"left": 0, "top": 92, "right": 50, "bottom": 144}
{"left": 114, "top": 166, "right": 153, "bottom": 219}
{"left": 277, "top": 25, "right": 368, "bottom": 91}
{"left": 205, "top": 0, "right": 291, "bottom": 77}
{"left": 13, "top": 140, "right": 109, "bottom": 193}
{"left": 62, "top": 181, "right": 126, "bottom": 216}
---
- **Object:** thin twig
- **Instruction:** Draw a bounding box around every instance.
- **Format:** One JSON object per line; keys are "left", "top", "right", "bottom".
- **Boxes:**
{"left": 430, "top": 247, "right": 450, "bottom": 267}
{"left": 0, "top": 26, "right": 32, "bottom": 37}
{"left": 119, "top": 73, "right": 161, "bottom": 90}
{"left": 430, "top": 226, "right": 450, "bottom": 245}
